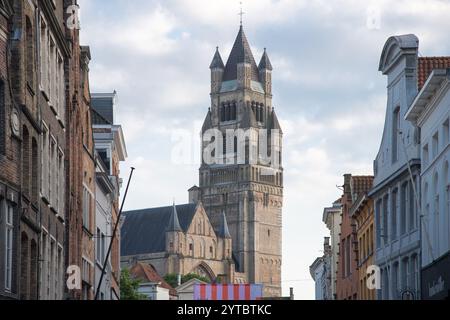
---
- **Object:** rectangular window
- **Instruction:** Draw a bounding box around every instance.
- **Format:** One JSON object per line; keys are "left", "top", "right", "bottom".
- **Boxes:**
{"left": 409, "top": 179, "right": 416, "bottom": 230}
{"left": 49, "top": 137, "right": 56, "bottom": 205}
{"left": 41, "top": 123, "right": 49, "bottom": 200}
{"left": 392, "top": 107, "right": 400, "bottom": 163}
{"left": 383, "top": 195, "right": 389, "bottom": 245}
{"left": 40, "top": 16, "right": 48, "bottom": 92}
{"left": 101, "top": 233, "right": 106, "bottom": 262}
{"left": 400, "top": 183, "right": 408, "bottom": 235}
{"left": 58, "top": 150, "right": 64, "bottom": 217}
{"left": 4, "top": 201, "right": 14, "bottom": 291}
{"left": 391, "top": 189, "right": 398, "bottom": 240}
{"left": 96, "top": 228, "right": 101, "bottom": 262}
{"left": 82, "top": 187, "right": 92, "bottom": 230}
{"left": 341, "top": 239, "right": 346, "bottom": 278}
{"left": 375, "top": 200, "right": 382, "bottom": 248}
{"left": 432, "top": 132, "right": 439, "bottom": 159}
{"left": 423, "top": 144, "right": 429, "bottom": 168}
{"left": 0, "top": 81, "right": 5, "bottom": 155}
{"left": 443, "top": 119, "right": 449, "bottom": 146}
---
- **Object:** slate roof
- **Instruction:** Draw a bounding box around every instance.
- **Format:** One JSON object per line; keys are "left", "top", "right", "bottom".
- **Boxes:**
{"left": 223, "top": 26, "right": 260, "bottom": 82}
{"left": 258, "top": 49, "right": 273, "bottom": 71}
{"left": 268, "top": 109, "right": 283, "bottom": 134}
{"left": 121, "top": 204, "right": 198, "bottom": 256}
{"left": 418, "top": 57, "right": 450, "bottom": 90}
{"left": 130, "top": 263, "right": 177, "bottom": 297}
{"left": 91, "top": 94, "right": 115, "bottom": 124}
{"left": 210, "top": 47, "right": 225, "bottom": 69}
{"left": 201, "top": 109, "right": 213, "bottom": 134}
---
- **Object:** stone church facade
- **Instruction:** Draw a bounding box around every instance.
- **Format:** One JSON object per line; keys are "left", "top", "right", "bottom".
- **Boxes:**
{"left": 120, "top": 25, "right": 283, "bottom": 298}
{"left": 199, "top": 25, "right": 283, "bottom": 297}
{"left": 121, "top": 203, "right": 236, "bottom": 284}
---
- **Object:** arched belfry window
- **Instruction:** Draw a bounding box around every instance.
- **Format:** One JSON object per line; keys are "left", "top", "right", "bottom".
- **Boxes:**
{"left": 26, "top": 17, "right": 35, "bottom": 88}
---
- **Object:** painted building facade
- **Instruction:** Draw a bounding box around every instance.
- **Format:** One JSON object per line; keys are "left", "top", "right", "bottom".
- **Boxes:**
{"left": 406, "top": 67, "right": 450, "bottom": 300}
{"left": 336, "top": 175, "right": 373, "bottom": 300}
{"left": 370, "top": 35, "right": 422, "bottom": 300}
{"left": 351, "top": 193, "right": 376, "bottom": 300}
{"left": 322, "top": 199, "right": 342, "bottom": 299}
{"left": 92, "top": 92, "right": 127, "bottom": 300}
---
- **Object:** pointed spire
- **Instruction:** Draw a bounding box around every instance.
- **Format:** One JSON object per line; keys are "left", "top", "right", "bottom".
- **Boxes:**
{"left": 223, "top": 26, "right": 259, "bottom": 82}
{"left": 259, "top": 48, "right": 273, "bottom": 71}
{"left": 218, "top": 211, "right": 231, "bottom": 239}
{"left": 269, "top": 109, "right": 283, "bottom": 134}
{"left": 210, "top": 47, "right": 225, "bottom": 69}
{"left": 202, "top": 109, "right": 213, "bottom": 134}
{"left": 167, "top": 202, "right": 182, "bottom": 232}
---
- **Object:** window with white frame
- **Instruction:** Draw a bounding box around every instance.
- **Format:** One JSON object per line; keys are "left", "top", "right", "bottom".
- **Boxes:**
{"left": 39, "top": 14, "right": 64, "bottom": 119}
{"left": 57, "top": 148, "right": 64, "bottom": 216}
{"left": 82, "top": 186, "right": 92, "bottom": 230}
{"left": 49, "top": 136, "right": 56, "bottom": 206}
{"left": 4, "top": 201, "right": 14, "bottom": 292}
{"left": 41, "top": 123, "right": 50, "bottom": 201}
{"left": 39, "top": 16, "right": 48, "bottom": 92}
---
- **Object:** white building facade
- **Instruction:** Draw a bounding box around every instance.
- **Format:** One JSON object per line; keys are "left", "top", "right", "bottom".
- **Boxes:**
{"left": 370, "top": 35, "right": 422, "bottom": 300}
{"left": 94, "top": 157, "right": 115, "bottom": 300}
{"left": 406, "top": 68, "right": 450, "bottom": 300}
{"left": 323, "top": 200, "right": 342, "bottom": 300}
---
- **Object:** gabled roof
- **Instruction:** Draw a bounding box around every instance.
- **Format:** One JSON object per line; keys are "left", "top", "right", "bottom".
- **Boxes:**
{"left": 121, "top": 204, "right": 198, "bottom": 256}
{"left": 223, "top": 26, "right": 259, "bottom": 82}
{"left": 130, "top": 263, "right": 177, "bottom": 297}
{"left": 258, "top": 48, "right": 273, "bottom": 71}
{"left": 417, "top": 57, "right": 450, "bottom": 90}
{"left": 210, "top": 47, "right": 225, "bottom": 69}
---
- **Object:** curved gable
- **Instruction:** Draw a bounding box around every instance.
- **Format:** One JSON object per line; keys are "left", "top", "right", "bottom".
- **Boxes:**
{"left": 379, "top": 34, "right": 419, "bottom": 74}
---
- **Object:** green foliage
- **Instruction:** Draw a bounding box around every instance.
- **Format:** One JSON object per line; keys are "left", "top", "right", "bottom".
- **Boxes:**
{"left": 164, "top": 273, "right": 211, "bottom": 288}
{"left": 120, "top": 268, "right": 147, "bottom": 300}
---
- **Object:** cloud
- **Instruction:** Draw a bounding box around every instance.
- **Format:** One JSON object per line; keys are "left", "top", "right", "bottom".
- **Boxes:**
{"left": 79, "top": 0, "right": 450, "bottom": 300}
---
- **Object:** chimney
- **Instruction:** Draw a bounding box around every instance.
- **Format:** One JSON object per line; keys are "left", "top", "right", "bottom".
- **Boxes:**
{"left": 177, "top": 274, "right": 182, "bottom": 287}
{"left": 290, "top": 288, "right": 294, "bottom": 300}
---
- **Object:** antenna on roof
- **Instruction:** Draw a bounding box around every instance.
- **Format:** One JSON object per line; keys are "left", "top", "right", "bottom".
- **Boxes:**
{"left": 239, "top": 1, "right": 245, "bottom": 26}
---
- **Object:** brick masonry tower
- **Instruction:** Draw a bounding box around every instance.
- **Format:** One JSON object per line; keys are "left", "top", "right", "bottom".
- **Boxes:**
{"left": 199, "top": 25, "right": 283, "bottom": 297}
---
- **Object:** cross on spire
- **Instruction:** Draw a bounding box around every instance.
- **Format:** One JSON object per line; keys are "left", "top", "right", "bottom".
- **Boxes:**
{"left": 239, "top": 1, "right": 245, "bottom": 26}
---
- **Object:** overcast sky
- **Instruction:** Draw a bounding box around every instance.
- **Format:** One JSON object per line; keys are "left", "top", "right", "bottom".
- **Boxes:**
{"left": 78, "top": 0, "right": 450, "bottom": 300}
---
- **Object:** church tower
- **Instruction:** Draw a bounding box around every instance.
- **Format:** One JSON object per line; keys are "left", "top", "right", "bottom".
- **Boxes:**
{"left": 199, "top": 25, "right": 283, "bottom": 297}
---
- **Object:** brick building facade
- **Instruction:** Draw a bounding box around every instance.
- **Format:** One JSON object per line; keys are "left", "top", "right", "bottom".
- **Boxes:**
{"left": 336, "top": 175, "right": 373, "bottom": 300}
{"left": 0, "top": 0, "right": 19, "bottom": 301}
{"left": 0, "top": 0, "right": 102, "bottom": 300}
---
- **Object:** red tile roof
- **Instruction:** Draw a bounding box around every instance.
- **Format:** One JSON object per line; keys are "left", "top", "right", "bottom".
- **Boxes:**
{"left": 130, "top": 262, "right": 178, "bottom": 297}
{"left": 350, "top": 176, "right": 374, "bottom": 197}
{"left": 418, "top": 57, "right": 450, "bottom": 90}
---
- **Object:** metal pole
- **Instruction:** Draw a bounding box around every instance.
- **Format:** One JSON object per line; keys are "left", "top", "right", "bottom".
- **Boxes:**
{"left": 95, "top": 167, "right": 135, "bottom": 300}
